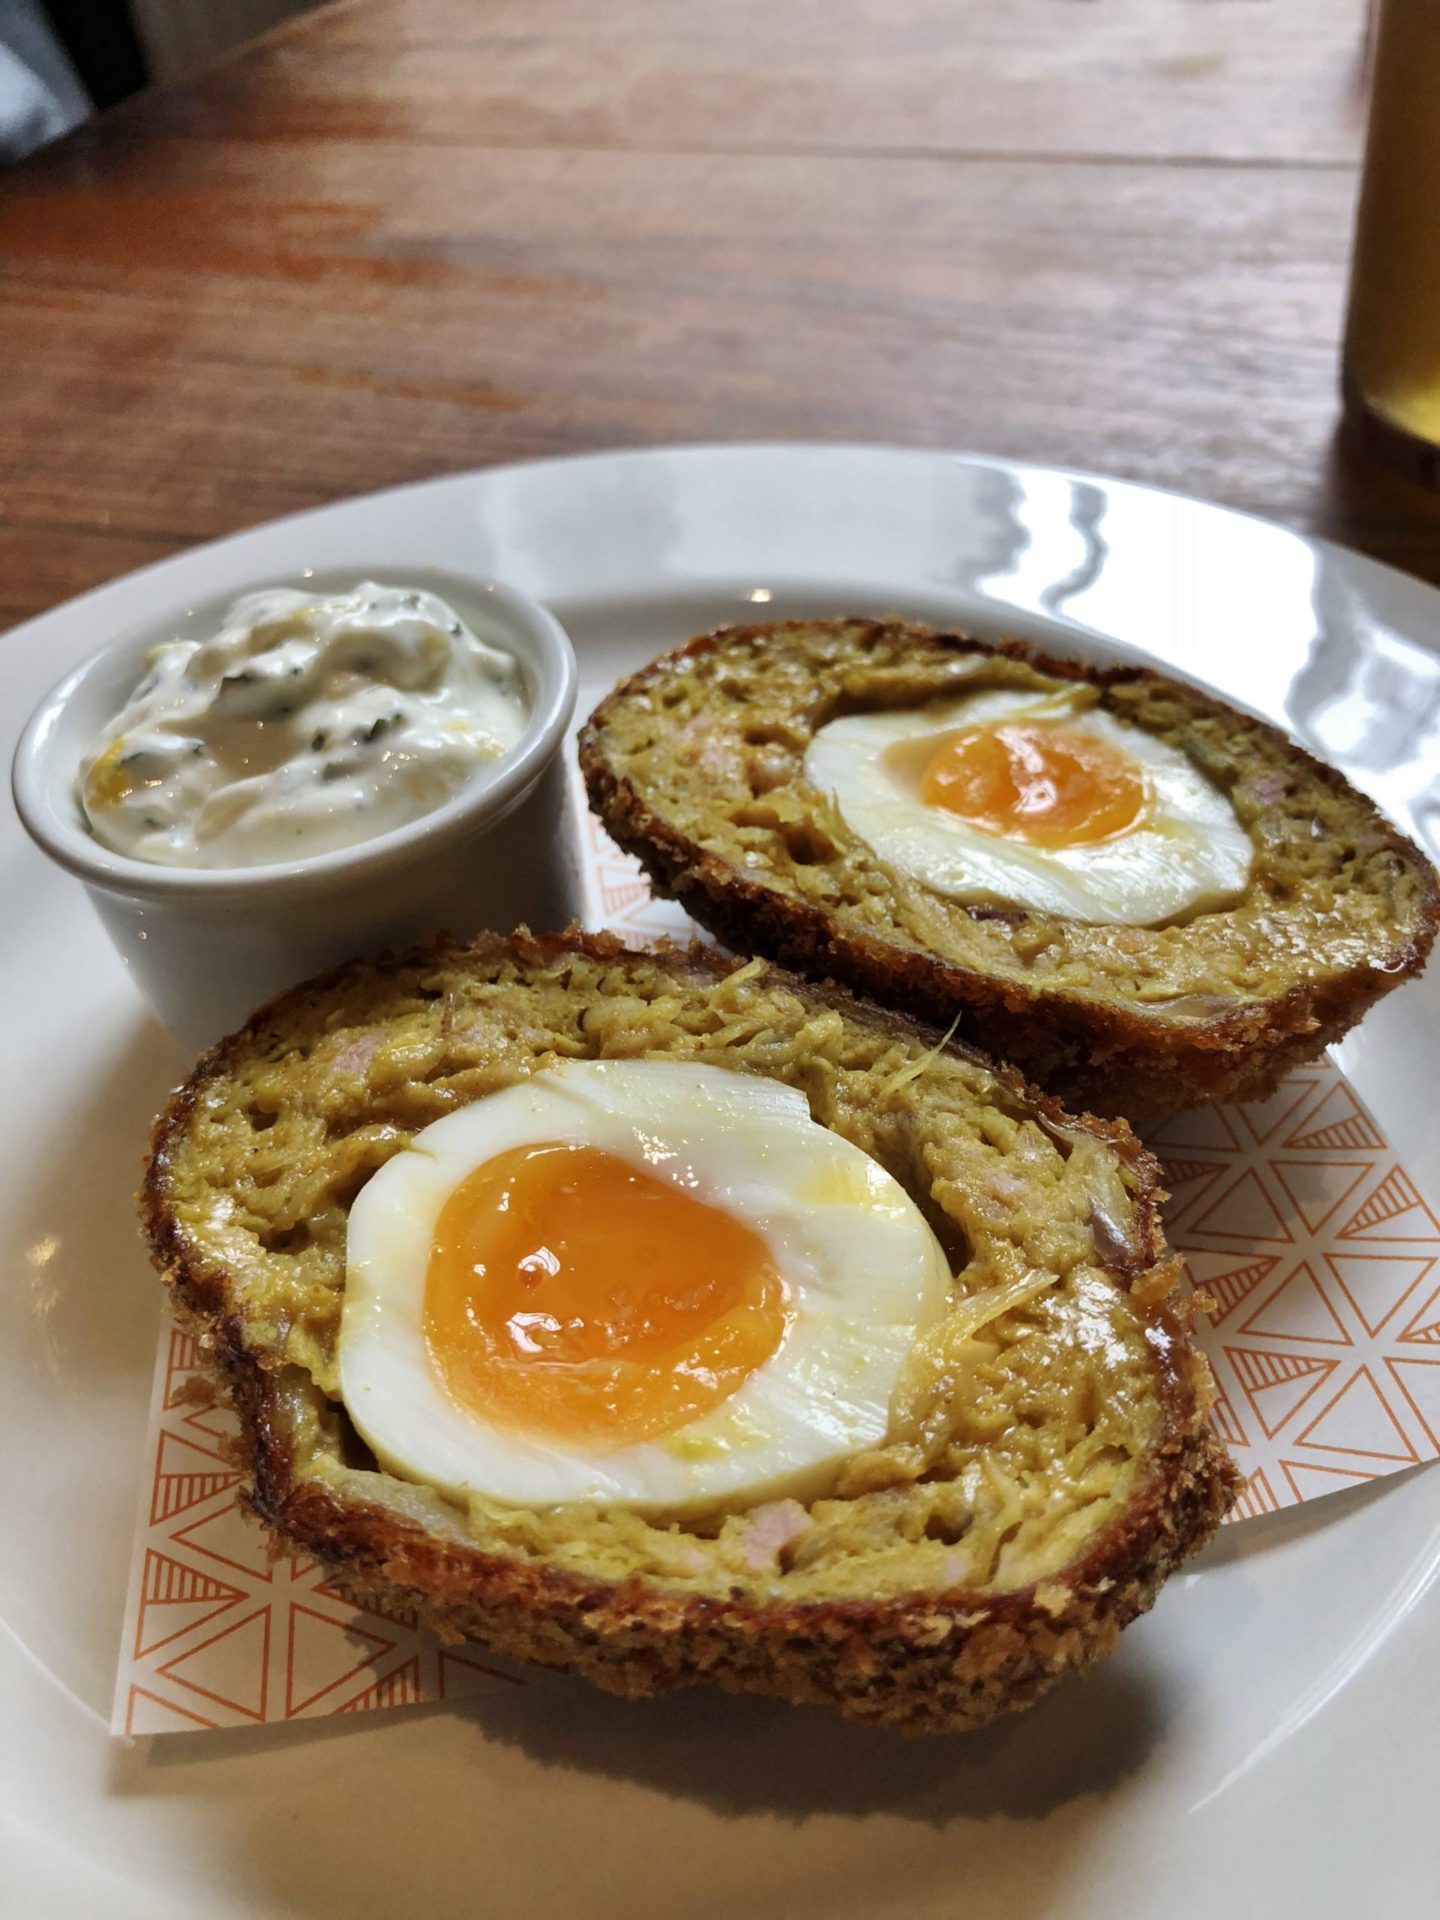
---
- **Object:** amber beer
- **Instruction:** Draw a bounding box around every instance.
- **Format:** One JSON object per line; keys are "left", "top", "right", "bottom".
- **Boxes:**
{"left": 1343, "top": 0, "right": 1440, "bottom": 479}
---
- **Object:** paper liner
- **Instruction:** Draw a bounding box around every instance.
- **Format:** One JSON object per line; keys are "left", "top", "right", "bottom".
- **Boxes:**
{"left": 1157, "top": 1069, "right": 1440, "bottom": 1517}
{"left": 111, "top": 783, "right": 1440, "bottom": 1733}
{"left": 113, "top": 1326, "right": 528, "bottom": 1734}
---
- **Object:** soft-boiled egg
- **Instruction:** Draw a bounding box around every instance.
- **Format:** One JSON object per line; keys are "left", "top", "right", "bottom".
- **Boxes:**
{"left": 804, "top": 687, "right": 1253, "bottom": 925}
{"left": 338, "top": 1060, "right": 951, "bottom": 1514}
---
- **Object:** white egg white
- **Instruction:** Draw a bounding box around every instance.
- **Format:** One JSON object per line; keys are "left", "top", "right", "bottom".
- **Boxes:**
{"left": 338, "top": 1060, "right": 952, "bottom": 1515}
{"left": 804, "top": 687, "right": 1253, "bottom": 925}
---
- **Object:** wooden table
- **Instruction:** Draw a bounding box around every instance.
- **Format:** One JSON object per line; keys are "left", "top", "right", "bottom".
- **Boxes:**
{"left": 5, "top": 0, "right": 1440, "bottom": 633}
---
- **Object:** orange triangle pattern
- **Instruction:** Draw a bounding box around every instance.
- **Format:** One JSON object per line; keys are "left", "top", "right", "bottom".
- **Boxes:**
{"left": 170, "top": 1495, "right": 275, "bottom": 1583}
{"left": 1207, "top": 1377, "right": 1249, "bottom": 1451}
{"left": 1228, "top": 1470, "right": 1279, "bottom": 1522}
{"left": 599, "top": 874, "right": 652, "bottom": 913}
{"left": 1149, "top": 1105, "right": 1241, "bottom": 1153}
{"left": 1161, "top": 1156, "right": 1229, "bottom": 1195}
{"left": 337, "top": 1657, "right": 424, "bottom": 1714}
{"left": 285, "top": 1605, "right": 398, "bottom": 1717}
{"left": 1235, "top": 1077, "right": 1323, "bottom": 1147}
{"left": 1295, "top": 1366, "right": 1418, "bottom": 1463}
{"left": 1269, "top": 1160, "right": 1371, "bottom": 1236}
{"left": 1279, "top": 1459, "right": 1376, "bottom": 1505}
{"left": 1227, "top": 1346, "right": 1333, "bottom": 1388}
{"left": 1237, "top": 1262, "right": 1352, "bottom": 1347}
{"left": 180, "top": 1400, "right": 236, "bottom": 1445}
{"left": 150, "top": 1430, "right": 240, "bottom": 1525}
{"left": 142, "top": 1545, "right": 238, "bottom": 1607}
{"left": 1185, "top": 1252, "right": 1280, "bottom": 1325}
{"left": 156, "top": 1606, "right": 271, "bottom": 1722}
{"left": 1384, "top": 1357, "right": 1440, "bottom": 1450}
{"left": 1340, "top": 1167, "right": 1440, "bottom": 1242}
{"left": 125, "top": 1684, "right": 218, "bottom": 1735}
{"left": 119, "top": 1299, "right": 535, "bottom": 1735}
{"left": 1399, "top": 1283, "right": 1440, "bottom": 1346}
{"left": 162, "top": 1326, "right": 204, "bottom": 1408}
{"left": 1283, "top": 1083, "right": 1384, "bottom": 1153}
{"left": 135, "top": 1550, "right": 245, "bottom": 1658}
{"left": 1186, "top": 1169, "right": 1294, "bottom": 1244}
{"left": 1224, "top": 1346, "right": 1337, "bottom": 1439}
{"left": 570, "top": 789, "right": 699, "bottom": 945}
{"left": 1326, "top": 1253, "right": 1435, "bottom": 1338}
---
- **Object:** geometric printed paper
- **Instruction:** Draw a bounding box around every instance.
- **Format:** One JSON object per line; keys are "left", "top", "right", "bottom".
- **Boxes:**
{"left": 1155, "top": 1070, "right": 1440, "bottom": 1520}
{"left": 111, "top": 1323, "right": 527, "bottom": 1735}
{"left": 112, "top": 776, "right": 1440, "bottom": 1734}
{"left": 573, "top": 780, "right": 709, "bottom": 947}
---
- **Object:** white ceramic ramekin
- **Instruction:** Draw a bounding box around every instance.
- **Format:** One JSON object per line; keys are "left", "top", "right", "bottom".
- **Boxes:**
{"left": 12, "top": 568, "right": 579, "bottom": 1054}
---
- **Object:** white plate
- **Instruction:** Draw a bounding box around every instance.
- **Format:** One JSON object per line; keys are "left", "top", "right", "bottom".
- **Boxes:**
{"left": 4, "top": 445, "right": 1439, "bottom": 1920}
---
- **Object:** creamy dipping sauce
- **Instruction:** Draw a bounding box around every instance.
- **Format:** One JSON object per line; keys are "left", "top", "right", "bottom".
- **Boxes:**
{"left": 78, "top": 582, "right": 530, "bottom": 867}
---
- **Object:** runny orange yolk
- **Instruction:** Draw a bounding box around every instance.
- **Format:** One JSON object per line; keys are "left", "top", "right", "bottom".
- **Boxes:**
{"left": 423, "top": 1142, "right": 789, "bottom": 1448}
{"left": 917, "top": 720, "right": 1147, "bottom": 848}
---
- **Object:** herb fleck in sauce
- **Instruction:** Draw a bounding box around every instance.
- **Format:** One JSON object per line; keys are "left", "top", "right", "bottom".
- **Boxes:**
{"left": 78, "top": 581, "right": 529, "bottom": 867}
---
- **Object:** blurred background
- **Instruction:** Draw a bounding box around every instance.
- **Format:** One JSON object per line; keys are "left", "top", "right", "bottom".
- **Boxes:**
{"left": 119, "top": 1, "right": 314, "bottom": 77}
{"left": 5, "top": 0, "right": 318, "bottom": 157}
{"left": 10, "top": 0, "right": 1440, "bottom": 634}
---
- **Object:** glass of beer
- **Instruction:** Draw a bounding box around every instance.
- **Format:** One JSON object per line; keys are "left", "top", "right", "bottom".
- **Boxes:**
{"left": 1342, "top": 0, "right": 1440, "bottom": 485}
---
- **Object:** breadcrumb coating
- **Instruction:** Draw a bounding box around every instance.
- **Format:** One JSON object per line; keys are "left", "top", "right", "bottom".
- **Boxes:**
{"left": 142, "top": 931, "right": 1237, "bottom": 1732}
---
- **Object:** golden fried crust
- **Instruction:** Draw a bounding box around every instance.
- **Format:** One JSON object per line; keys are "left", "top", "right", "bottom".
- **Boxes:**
{"left": 143, "top": 930, "right": 1240, "bottom": 1734}
{"left": 579, "top": 622, "right": 1440, "bottom": 1120}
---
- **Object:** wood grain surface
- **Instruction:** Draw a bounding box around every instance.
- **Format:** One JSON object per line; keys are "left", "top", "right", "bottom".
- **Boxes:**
{"left": 4, "top": 0, "right": 1440, "bottom": 632}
